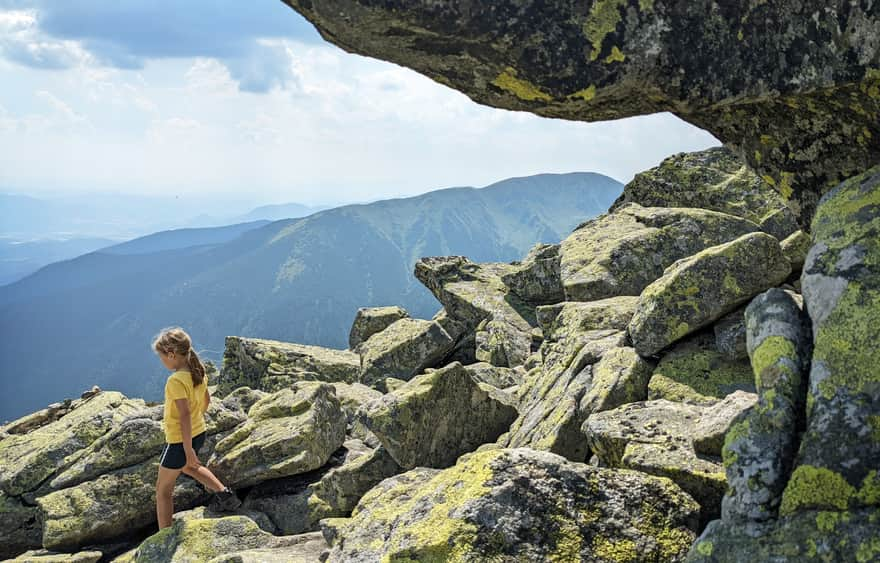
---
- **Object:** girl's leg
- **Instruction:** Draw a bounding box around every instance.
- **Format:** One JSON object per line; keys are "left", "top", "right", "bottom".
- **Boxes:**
{"left": 155, "top": 465, "right": 183, "bottom": 529}
{"left": 181, "top": 464, "right": 226, "bottom": 493}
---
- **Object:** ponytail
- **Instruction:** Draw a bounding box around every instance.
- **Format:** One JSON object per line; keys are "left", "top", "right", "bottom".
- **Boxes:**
{"left": 187, "top": 348, "right": 206, "bottom": 386}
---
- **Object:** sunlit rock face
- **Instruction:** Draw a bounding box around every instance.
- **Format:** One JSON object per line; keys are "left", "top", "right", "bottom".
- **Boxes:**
{"left": 281, "top": 0, "right": 879, "bottom": 226}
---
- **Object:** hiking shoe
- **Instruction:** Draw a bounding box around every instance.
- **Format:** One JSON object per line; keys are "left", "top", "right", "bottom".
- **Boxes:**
{"left": 208, "top": 486, "right": 242, "bottom": 512}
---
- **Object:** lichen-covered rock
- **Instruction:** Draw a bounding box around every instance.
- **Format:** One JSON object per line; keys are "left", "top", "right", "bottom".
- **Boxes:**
{"left": 357, "top": 362, "right": 517, "bottom": 469}
{"left": 356, "top": 317, "right": 455, "bottom": 386}
{"left": 500, "top": 242, "right": 564, "bottom": 305}
{"left": 324, "top": 447, "right": 699, "bottom": 562}
{"left": 687, "top": 508, "right": 880, "bottom": 563}
{"left": 611, "top": 146, "right": 798, "bottom": 239}
{"left": 502, "top": 330, "right": 627, "bottom": 460}
{"left": 583, "top": 394, "right": 756, "bottom": 524}
{"left": 0, "top": 392, "right": 142, "bottom": 497}
{"left": 328, "top": 382, "right": 381, "bottom": 443}
{"left": 629, "top": 231, "right": 792, "bottom": 356}
{"left": 560, "top": 204, "right": 759, "bottom": 302}
{"left": 691, "top": 391, "right": 760, "bottom": 456}
{"left": 129, "top": 515, "right": 328, "bottom": 563}
{"left": 209, "top": 382, "right": 346, "bottom": 488}
{"left": 415, "top": 256, "right": 536, "bottom": 367}
{"left": 721, "top": 288, "right": 810, "bottom": 523}
{"left": 713, "top": 307, "right": 748, "bottom": 361}
{"left": 218, "top": 336, "right": 360, "bottom": 395}
{"left": 37, "top": 457, "right": 206, "bottom": 551}
{"left": 779, "top": 229, "right": 811, "bottom": 273}
{"left": 280, "top": 0, "right": 880, "bottom": 225}
{"left": 348, "top": 305, "right": 409, "bottom": 349}
{"left": 783, "top": 165, "right": 880, "bottom": 516}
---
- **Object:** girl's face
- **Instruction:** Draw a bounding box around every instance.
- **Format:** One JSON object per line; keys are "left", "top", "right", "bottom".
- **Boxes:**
{"left": 158, "top": 350, "right": 184, "bottom": 371}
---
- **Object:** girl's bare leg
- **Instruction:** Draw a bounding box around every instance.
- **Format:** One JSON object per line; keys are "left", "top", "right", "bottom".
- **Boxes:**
{"left": 156, "top": 466, "right": 182, "bottom": 529}
{"left": 181, "top": 464, "right": 226, "bottom": 493}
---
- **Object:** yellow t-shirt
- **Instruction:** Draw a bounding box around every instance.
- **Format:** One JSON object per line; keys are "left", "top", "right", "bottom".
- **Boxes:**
{"left": 163, "top": 369, "right": 208, "bottom": 443}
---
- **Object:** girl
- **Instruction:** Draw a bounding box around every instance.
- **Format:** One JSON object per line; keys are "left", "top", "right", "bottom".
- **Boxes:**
{"left": 152, "top": 326, "right": 241, "bottom": 529}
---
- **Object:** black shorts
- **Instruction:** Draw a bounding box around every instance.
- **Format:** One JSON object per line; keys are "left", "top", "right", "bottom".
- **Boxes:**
{"left": 159, "top": 431, "right": 207, "bottom": 469}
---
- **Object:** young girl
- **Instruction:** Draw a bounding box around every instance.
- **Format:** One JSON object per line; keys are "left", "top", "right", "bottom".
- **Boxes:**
{"left": 152, "top": 326, "right": 241, "bottom": 529}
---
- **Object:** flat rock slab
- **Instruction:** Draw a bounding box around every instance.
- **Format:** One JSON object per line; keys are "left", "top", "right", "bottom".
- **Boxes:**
{"left": 356, "top": 317, "right": 455, "bottom": 386}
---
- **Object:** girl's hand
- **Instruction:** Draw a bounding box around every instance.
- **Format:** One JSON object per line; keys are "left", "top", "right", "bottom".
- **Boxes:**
{"left": 184, "top": 446, "right": 201, "bottom": 471}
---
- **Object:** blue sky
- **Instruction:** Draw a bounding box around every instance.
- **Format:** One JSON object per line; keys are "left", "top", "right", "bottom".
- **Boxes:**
{"left": 0, "top": 0, "right": 720, "bottom": 207}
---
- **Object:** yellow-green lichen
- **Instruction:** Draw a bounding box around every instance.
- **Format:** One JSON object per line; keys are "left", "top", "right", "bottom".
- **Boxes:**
{"left": 568, "top": 84, "right": 597, "bottom": 102}
{"left": 856, "top": 536, "right": 880, "bottom": 563}
{"left": 604, "top": 45, "right": 626, "bottom": 63}
{"left": 583, "top": 0, "right": 626, "bottom": 61}
{"left": 591, "top": 537, "right": 638, "bottom": 562}
{"left": 750, "top": 335, "right": 797, "bottom": 390}
{"left": 695, "top": 539, "right": 714, "bottom": 556}
{"left": 491, "top": 67, "right": 552, "bottom": 101}
{"left": 779, "top": 465, "right": 856, "bottom": 515}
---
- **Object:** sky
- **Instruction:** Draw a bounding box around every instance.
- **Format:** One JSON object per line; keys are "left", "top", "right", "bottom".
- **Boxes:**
{"left": 0, "top": 0, "right": 721, "bottom": 208}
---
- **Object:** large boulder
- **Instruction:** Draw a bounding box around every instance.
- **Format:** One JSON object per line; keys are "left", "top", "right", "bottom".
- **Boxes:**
{"left": 280, "top": 0, "right": 880, "bottom": 224}
{"left": 610, "top": 146, "right": 798, "bottom": 239}
{"left": 348, "top": 305, "right": 409, "bottom": 349}
{"left": 219, "top": 337, "right": 360, "bottom": 395}
{"left": 559, "top": 204, "right": 759, "bottom": 302}
{"left": 356, "top": 362, "right": 517, "bottom": 469}
{"left": 209, "top": 382, "right": 346, "bottom": 488}
{"left": 322, "top": 447, "right": 700, "bottom": 562}
{"left": 628, "top": 231, "right": 791, "bottom": 356}
{"left": 583, "top": 392, "right": 757, "bottom": 525}
{"left": 781, "top": 165, "right": 880, "bottom": 516}
{"left": 355, "top": 317, "right": 455, "bottom": 386}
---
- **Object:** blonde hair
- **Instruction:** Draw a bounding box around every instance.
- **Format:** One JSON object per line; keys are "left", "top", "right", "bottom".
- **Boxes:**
{"left": 151, "top": 326, "right": 206, "bottom": 386}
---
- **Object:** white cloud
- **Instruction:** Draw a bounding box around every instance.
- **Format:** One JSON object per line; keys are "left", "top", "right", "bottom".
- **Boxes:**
{"left": 0, "top": 25, "right": 721, "bottom": 206}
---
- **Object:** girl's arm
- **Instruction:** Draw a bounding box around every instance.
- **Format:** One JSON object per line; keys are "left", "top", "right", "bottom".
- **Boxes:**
{"left": 175, "top": 398, "right": 194, "bottom": 450}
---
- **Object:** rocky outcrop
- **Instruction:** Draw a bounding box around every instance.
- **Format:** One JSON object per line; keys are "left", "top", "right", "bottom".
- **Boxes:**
{"left": 628, "top": 232, "right": 791, "bottom": 356}
{"left": 414, "top": 256, "right": 536, "bottom": 367}
{"left": 218, "top": 336, "right": 360, "bottom": 394}
{"left": 500, "top": 242, "right": 564, "bottom": 305}
{"left": 356, "top": 362, "right": 517, "bottom": 469}
{"left": 559, "top": 204, "right": 758, "bottom": 302}
{"left": 281, "top": 0, "right": 880, "bottom": 224}
{"left": 647, "top": 330, "right": 755, "bottom": 405}
{"left": 610, "top": 146, "right": 798, "bottom": 239}
{"left": 322, "top": 447, "right": 700, "bottom": 562}
{"left": 583, "top": 392, "right": 757, "bottom": 524}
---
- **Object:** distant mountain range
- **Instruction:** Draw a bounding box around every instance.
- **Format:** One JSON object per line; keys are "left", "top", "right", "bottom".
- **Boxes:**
{"left": 0, "top": 172, "right": 623, "bottom": 422}
{"left": 0, "top": 193, "right": 330, "bottom": 285}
